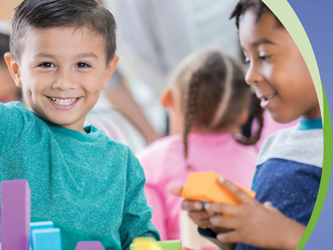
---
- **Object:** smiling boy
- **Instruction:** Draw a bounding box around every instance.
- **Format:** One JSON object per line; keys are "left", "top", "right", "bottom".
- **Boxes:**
{"left": 174, "top": 0, "right": 323, "bottom": 250}
{"left": 0, "top": 0, "right": 159, "bottom": 249}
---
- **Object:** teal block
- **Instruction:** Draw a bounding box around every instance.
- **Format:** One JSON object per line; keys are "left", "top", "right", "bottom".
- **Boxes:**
{"left": 32, "top": 228, "right": 62, "bottom": 250}
{"left": 30, "top": 221, "right": 54, "bottom": 250}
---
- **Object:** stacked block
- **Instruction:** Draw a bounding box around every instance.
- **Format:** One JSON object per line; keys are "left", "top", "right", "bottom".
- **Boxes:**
{"left": 131, "top": 238, "right": 163, "bottom": 250}
{"left": 179, "top": 211, "right": 217, "bottom": 250}
{"left": 130, "top": 238, "right": 181, "bottom": 250}
{"left": 75, "top": 241, "right": 105, "bottom": 250}
{"left": 30, "top": 221, "right": 54, "bottom": 250}
{"left": 180, "top": 172, "right": 255, "bottom": 205}
{"left": 1, "top": 179, "right": 31, "bottom": 250}
{"left": 33, "top": 228, "right": 62, "bottom": 250}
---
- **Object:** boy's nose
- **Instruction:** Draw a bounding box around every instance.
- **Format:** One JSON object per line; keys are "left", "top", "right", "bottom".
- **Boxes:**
{"left": 245, "top": 63, "right": 264, "bottom": 87}
{"left": 52, "top": 70, "right": 77, "bottom": 90}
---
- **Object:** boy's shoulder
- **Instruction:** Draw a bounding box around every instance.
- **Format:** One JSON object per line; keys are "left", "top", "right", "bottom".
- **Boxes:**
{"left": 257, "top": 124, "right": 323, "bottom": 168}
{"left": 1, "top": 101, "right": 29, "bottom": 113}
{"left": 0, "top": 101, "right": 38, "bottom": 131}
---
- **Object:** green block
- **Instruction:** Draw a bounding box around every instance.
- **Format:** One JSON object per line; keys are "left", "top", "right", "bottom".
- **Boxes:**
{"left": 130, "top": 240, "right": 181, "bottom": 250}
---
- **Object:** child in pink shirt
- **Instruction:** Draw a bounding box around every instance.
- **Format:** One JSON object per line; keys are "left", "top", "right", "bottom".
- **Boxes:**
{"left": 137, "top": 49, "right": 262, "bottom": 240}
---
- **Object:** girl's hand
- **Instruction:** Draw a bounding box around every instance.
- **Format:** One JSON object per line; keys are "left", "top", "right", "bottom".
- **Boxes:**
{"left": 170, "top": 187, "right": 228, "bottom": 233}
{"left": 205, "top": 177, "right": 306, "bottom": 250}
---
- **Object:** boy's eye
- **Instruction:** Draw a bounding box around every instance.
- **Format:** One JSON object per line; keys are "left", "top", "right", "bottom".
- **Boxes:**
{"left": 39, "top": 62, "right": 55, "bottom": 68}
{"left": 76, "top": 62, "right": 91, "bottom": 68}
{"left": 259, "top": 55, "right": 272, "bottom": 61}
{"left": 243, "top": 57, "right": 250, "bottom": 65}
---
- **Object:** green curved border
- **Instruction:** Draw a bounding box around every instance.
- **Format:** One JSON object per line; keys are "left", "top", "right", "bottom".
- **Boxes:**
{"left": 262, "top": 0, "right": 332, "bottom": 249}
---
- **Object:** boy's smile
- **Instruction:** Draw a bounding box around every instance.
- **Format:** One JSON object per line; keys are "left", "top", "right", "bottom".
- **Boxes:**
{"left": 239, "top": 8, "right": 320, "bottom": 123}
{"left": 5, "top": 27, "right": 118, "bottom": 133}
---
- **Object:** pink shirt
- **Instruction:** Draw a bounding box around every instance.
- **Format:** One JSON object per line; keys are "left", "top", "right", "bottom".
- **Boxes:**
{"left": 137, "top": 132, "right": 258, "bottom": 240}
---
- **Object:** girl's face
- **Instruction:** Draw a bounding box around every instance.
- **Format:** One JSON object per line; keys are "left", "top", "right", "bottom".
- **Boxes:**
{"left": 239, "top": 9, "right": 320, "bottom": 123}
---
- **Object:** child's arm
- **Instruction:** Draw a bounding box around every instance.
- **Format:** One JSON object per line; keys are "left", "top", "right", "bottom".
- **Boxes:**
{"left": 119, "top": 149, "right": 160, "bottom": 250}
{"left": 171, "top": 179, "right": 306, "bottom": 250}
{"left": 0, "top": 102, "right": 26, "bottom": 156}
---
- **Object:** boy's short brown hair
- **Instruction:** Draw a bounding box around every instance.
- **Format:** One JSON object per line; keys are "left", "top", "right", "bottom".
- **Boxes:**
{"left": 10, "top": 0, "right": 117, "bottom": 63}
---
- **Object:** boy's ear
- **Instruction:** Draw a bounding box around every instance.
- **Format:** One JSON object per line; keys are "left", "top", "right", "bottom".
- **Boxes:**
{"left": 160, "top": 87, "right": 173, "bottom": 108}
{"left": 102, "top": 55, "right": 119, "bottom": 90}
{"left": 4, "top": 52, "right": 22, "bottom": 88}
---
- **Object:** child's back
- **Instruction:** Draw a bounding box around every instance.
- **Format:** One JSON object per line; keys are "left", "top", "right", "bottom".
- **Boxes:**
{"left": 138, "top": 49, "right": 263, "bottom": 240}
{"left": 138, "top": 132, "right": 257, "bottom": 240}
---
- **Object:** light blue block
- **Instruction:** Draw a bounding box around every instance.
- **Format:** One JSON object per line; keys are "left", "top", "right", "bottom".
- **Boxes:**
{"left": 30, "top": 221, "right": 54, "bottom": 250}
{"left": 32, "top": 228, "right": 62, "bottom": 250}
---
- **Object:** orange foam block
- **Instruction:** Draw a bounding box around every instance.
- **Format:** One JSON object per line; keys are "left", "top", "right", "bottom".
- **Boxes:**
{"left": 180, "top": 172, "right": 255, "bottom": 205}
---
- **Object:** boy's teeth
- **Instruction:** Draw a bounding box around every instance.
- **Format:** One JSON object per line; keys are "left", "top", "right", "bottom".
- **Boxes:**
{"left": 264, "top": 94, "right": 275, "bottom": 100}
{"left": 50, "top": 97, "right": 78, "bottom": 105}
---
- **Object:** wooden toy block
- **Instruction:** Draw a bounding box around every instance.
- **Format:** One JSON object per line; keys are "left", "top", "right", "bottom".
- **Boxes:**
{"left": 157, "top": 240, "right": 181, "bottom": 250}
{"left": 130, "top": 239, "right": 181, "bottom": 250}
{"left": 1, "top": 179, "right": 31, "bottom": 250}
{"left": 30, "top": 221, "right": 54, "bottom": 250}
{"left": 131, "top": 238, "right": 163, "bottom": 250}
{"left": 179, "top": 211, "right": 216, "bottom": 250}
{"left": 32, "top": 228, "right": 61, "bottom": 250}
{"left": 75, "top": 241, "right": 105, "bottom": 250}
{"left": 180, "top": 172, "right": 255, "bottom": 205}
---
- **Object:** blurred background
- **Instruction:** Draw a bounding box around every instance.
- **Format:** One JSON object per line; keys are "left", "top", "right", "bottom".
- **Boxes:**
{"left": 0, "top": 0, "right": 298, "bottom": 154}
{"left": 0, "top": 0, "right": 245, "bottom": 153}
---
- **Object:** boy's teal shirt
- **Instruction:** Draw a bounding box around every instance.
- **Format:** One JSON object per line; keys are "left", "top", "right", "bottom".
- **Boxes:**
{"left": 0, "top": 102, "right": 160, "bottom": 250}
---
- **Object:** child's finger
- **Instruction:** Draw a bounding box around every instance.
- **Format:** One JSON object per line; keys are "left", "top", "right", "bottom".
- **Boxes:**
{"left": 170, "top": 186, "right": 183, "bottom": 196}
{"left": 181, "top": 200, "right": 203, "bottom": 211}
{"left": 217, "top": 231, "right": 239, "bottom": 243}
{"left": 263, "top": 201, "right": 277, "bottom": 211}
{"left": 218, "top": 177, "right": 252, "bottom": 204}
{"left": 210, "top": 215, "right": 237, "bottom": 229}
{"left": 204, "top": 202, "right": 240, "bottom": 216}
{"left": 193, "top": 218, "right": 213, "bottom": 229}
{"left": 188, "top": 210, "right": 210, "bottom": 220}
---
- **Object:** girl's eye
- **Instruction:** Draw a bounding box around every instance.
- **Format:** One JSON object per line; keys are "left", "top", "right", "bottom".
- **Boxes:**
{"left": 39, "top": 62, "right": 55, "bottom": 68}
{"left": 76, "top": 62, "right": 91, "bottom": 68}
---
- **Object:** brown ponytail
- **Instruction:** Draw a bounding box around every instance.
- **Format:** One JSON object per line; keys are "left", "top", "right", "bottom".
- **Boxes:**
{"left": 183, "top": 72, "right": 202, "bottom": 170}
{"left": 237, "top": 93, "right": 264, "bottom": 145}
{"left": 171, "top": 49, "right": 264, "bottom": 170}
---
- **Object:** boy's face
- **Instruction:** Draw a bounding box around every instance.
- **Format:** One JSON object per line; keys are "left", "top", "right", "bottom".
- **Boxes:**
{"left": 6, "top": 27, "right": 118, "bottom": 132}
{"left": 239, "top": 8, "right": 320, "bottom": 123}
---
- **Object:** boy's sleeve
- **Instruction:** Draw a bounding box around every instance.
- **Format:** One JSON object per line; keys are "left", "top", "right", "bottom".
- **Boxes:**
{"left": 0, "top": 102, "right": 28, "bottom": 156}
{"left": 254, "top": 159, "right": 322, "bottom": 225}
{"left": 119, "top": 148, "right": 161, "bottom": 250}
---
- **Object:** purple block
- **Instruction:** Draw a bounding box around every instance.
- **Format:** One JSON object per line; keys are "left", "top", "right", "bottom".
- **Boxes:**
{"left": 75, "top": 241, "right": 105, "bottom": 250}
{"left": 1, "top": 180, "right": 31, "bottom": 250}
